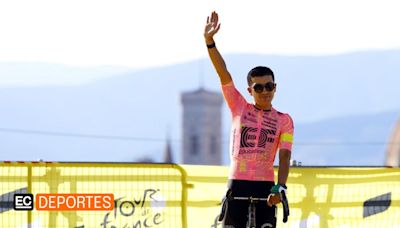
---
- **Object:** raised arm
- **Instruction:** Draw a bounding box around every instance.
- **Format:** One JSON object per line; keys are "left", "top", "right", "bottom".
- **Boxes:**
{"left": 204, "top": 11, "right": 232, "bottom": 85}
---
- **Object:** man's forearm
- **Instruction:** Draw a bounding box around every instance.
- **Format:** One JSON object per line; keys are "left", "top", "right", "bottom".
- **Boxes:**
{"left": 206, "top": 38, "right": 232, "bottom": 85}
{"left": 278, "top": 150, "right": 291, "bottom": 185}
{"left": 278, "top": 159, "right": 290, "bottom": 185}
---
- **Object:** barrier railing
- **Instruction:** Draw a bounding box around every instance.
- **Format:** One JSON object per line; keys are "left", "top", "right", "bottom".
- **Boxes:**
{"left": 1, "top": 162, "right": 190, "bottom": 228}
{"left": 1, "top": 162, "right": 399, "bottom": 227}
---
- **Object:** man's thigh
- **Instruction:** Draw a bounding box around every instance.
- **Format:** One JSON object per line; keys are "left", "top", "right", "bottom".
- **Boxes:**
{"left": 222, "top": 199, "right": 248, "bottom": 228}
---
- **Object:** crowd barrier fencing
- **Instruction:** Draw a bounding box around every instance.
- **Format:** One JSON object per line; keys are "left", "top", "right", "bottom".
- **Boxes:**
{"left": 1, "top": 162, "right": 399, "bottom": 227}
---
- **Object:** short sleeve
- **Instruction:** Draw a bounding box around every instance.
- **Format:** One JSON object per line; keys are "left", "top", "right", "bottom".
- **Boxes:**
{"left": 221, "top": 81, "right": 247, "bottom": 116}
{"left": 279, "top": 114, "right": 294, "bottom": 151}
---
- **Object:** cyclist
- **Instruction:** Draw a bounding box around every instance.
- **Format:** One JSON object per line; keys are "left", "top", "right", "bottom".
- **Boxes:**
{"left": 204, "top": 11, "right": 294, "bottom": 228}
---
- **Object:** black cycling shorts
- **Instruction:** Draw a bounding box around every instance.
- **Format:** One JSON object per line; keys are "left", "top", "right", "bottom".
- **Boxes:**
{"left": 221, "top": 179, "right": 277, "bottom": 228}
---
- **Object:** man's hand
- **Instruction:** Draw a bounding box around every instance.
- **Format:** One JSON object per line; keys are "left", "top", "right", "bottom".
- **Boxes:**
{"left": 267, "top": 193, "right": 281, "bottom": 207}
{"left": 267, "top": 184, "right": 287, "bottom": 207}
{"left": 204, "top": 11, "right": 221, "bottom": 42}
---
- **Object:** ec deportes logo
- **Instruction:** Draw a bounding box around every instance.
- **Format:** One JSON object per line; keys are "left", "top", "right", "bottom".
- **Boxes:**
{"left": 14, "top": 193, "right": 114, "bottom": 211}
{"left": 14, "top": 194, "right": 34, "bottom": 210}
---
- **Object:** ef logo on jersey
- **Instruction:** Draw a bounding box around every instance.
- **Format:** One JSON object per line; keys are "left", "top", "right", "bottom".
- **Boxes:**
{"left": 240, "top": 126, "right": 276, "bottom": 149}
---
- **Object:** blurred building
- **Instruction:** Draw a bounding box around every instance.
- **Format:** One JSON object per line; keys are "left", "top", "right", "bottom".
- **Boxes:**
{"left": 163, "top": 136, "right": 173, "bottom": 163}
{"left": 135, "top": 157, "right": 155, "bottom": 163}
{"left": 386, "top": 118, "right": 400, "bottom": 167}
{"left": 181, "top": 88, "right": 223, "bottom": 165}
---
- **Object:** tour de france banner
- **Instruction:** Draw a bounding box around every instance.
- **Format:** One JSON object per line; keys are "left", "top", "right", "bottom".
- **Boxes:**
{"left": 0, "top": 162, "right": 399, "bottom": 227}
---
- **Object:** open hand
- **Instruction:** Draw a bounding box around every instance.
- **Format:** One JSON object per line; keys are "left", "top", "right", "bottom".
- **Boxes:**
{"left": 204, "top": 11, "right": 221, "bottom": 41}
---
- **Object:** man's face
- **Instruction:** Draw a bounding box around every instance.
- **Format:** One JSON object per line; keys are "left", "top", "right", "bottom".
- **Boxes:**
{"left": 247, "top": 75, "right": 276, "bottom": 107}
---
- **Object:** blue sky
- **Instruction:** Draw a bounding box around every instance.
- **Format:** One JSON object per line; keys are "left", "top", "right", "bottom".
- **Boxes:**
{"left": 1, "top": 0, "right": 400, "bottom": 73}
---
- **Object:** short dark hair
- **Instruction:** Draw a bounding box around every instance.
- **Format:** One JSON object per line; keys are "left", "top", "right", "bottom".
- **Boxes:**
{"left": 247, "top": 66, "right": 275, "bottom": 86}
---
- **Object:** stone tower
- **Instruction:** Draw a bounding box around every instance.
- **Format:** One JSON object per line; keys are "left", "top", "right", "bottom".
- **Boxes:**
{"left": 181, "top": 88, "right": 223, "bottom": 165}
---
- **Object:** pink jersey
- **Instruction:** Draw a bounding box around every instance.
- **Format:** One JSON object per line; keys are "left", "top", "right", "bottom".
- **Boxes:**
{"left": 222, "top": 81, "right": 294, "bottom": 181}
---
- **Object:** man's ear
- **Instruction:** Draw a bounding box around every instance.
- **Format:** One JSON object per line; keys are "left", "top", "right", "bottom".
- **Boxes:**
{"left": 247, "top": 87, "right": 253, "bottom": 96}
{"left": 274, "top": 83, "right": 277, "bottom": 92}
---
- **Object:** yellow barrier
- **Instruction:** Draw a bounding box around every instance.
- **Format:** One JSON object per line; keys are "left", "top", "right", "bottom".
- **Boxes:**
{"left": 1, "top": 162, "right": 399, "bottom": 227}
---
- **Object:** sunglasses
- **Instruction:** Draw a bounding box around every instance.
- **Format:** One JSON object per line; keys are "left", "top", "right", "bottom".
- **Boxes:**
{"left": 252, "top": 82, "right": 276, "bottom": 93}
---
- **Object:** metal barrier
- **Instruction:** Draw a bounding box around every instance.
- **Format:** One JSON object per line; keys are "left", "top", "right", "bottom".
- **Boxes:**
{"left": 1, "top": 162, "right": 400, "bottom": 227}
{"left": 0, "top": 162, "right": 191, "bottom": 228}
